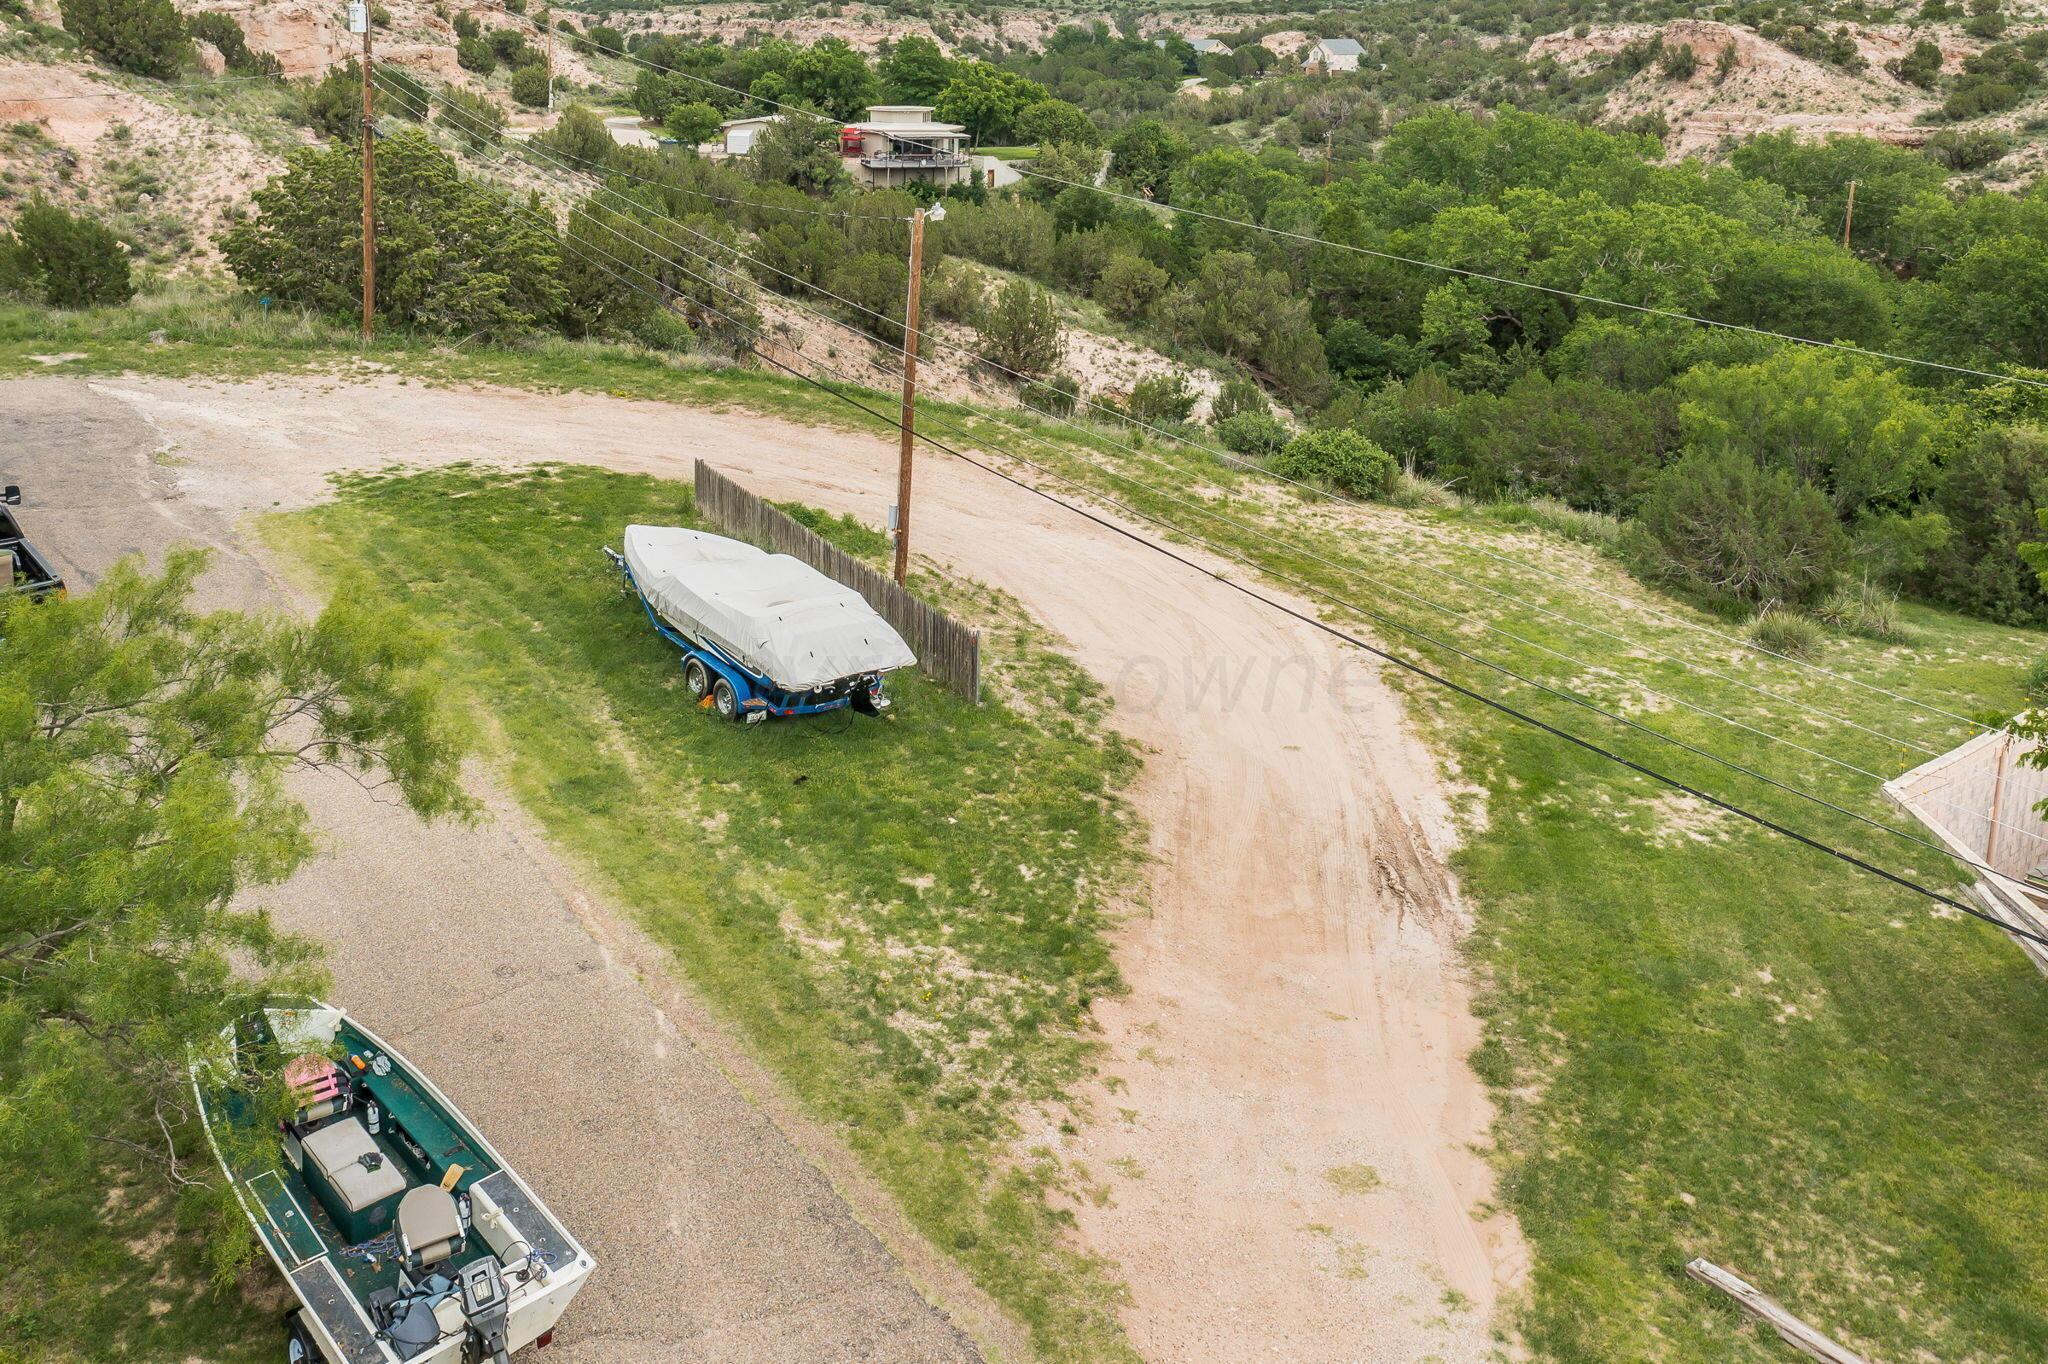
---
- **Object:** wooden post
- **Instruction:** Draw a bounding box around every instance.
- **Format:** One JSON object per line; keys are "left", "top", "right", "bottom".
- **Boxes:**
{"left": 1841, "top": 179, "right": 1858, "bottom": 251}
{"left": 359, "top": 5, "right": 374, "bottom": 344}
{"left": 891, "top": 208, "right": 926, "bottom": 587}
{"left": 545, "top": 7, "right": 555, "bottom": 111}
{"left": 1686, "top": 1260, "right": 1870, "bottom": 1364}
{"left": 1986, "top": 732, "right": 2014, "bottom": 867}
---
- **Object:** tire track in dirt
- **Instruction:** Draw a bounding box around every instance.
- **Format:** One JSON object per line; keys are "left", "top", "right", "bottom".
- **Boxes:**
{"left": 30, "top": 374, "right": 1529, "bottom": 1361}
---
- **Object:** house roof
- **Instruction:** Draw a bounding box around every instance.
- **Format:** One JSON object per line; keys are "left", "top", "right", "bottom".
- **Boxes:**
{"left": 1314, "top": 37, "right": 1364, "bottom": 55}
{"left": 851, "top": 120, "right": 966, "bottom": 137}
{"left": 1189, "top": 37, "right": 1228, "bottom": 52}
{"left": 720, "top": 114, "right": 782, "bottom": 131}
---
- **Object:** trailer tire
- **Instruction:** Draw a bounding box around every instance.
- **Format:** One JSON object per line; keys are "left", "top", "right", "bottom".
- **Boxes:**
{"left": 684, "top": 658, "right": 711, "bottom": 701}
{"left": 713, "top": 677, "right": 739, "bottom": 722}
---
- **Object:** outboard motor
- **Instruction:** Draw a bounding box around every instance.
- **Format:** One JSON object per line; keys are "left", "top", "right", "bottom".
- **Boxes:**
{"left": 458, "top": 1258, "right": 512, "bottom": 1364}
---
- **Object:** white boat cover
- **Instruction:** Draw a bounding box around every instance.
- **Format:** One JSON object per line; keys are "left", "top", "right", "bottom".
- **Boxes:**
{"left": 623, "top": 525, "right": 916, "bottom": 690}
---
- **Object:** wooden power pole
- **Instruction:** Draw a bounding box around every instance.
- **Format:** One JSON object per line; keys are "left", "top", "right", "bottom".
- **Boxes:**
{"left": 891, "top": 207, "right": 927, "bottom": 586}
{"left": 1841, "top": 178, "right": 1858, "bottom": 251}
{"left": 545, "top": 8, "right": 555, "bottom": 111}
{"left": 356, "top": 1, "right": 374, "bottom": 344}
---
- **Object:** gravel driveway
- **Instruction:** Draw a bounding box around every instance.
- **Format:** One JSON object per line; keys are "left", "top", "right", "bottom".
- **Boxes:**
{"left": 2, "top": 376, "right": 990, "bottom": 1363}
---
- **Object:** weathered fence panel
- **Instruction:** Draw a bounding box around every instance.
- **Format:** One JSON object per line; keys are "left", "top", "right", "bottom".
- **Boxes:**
{"left": 694, "top": 461, "right": 981, "bottom": 703}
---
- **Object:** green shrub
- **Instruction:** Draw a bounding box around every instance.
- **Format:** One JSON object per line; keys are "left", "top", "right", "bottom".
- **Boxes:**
{"left": 1927, "top": 128, "right": 2012, "bottom": 170}
{"left": 1091, "top": 253, "right": 1167, "bottom": 321}
{"left": 380, "top": 66, "right": 432, "bottom": 121}
{"left": 663, "top": 100, "right": 722, "bottom": 146}
{"left": 1020, "top": 373, "right": 1079, "bottom": 417}
{"left": 1488, "top": 496, "right": 1625, "bottom": 550}
{"left": 452, "top": 11, "right": 480, "bottom": 38}
{"left": 2020, "top": 654, "right": 2048, "bottom": 705}
{"left": 437, "top": 86, "right": 506, "bottom": 151}
{"left": 1747, "top": 606, "right": 1825, "bottom": 659}
{"left": 1211, "top": 374, "right": 1268, "bottom": 424}
{"left": 1270, "top": 428, "right": 1396, "bottom": 499}
{"left": 509, "top": 63, "right": 552, "bottom": 109}
{"left": 58, "top": 0, "right": 188, "bottom": 76}
{"left": 223, "top": 128, "right": 565, "bottom": 338}
{"left": 1215, "top": 409, "right": 1287, "bottom": 457}
{"left": 299, "top": 61, "right": 369, "bottom": 138}
{"left": 1630, "top": 448, "right": 1844, "bottom": 605}
{"left": 626, "top": 304, "right": 696, "bottom": 354}
{"left": 1125, "top": 372, "right": 1196, "bottom": 425}
{"left": 1811, "top": 578, "right": 1911, "bottom": 642}
{"left": 0, "top": 197, "right": 133, "bottom": 307}
{"left": 976, "top": 278, "right": 1064, "bottom": 377}
{"left": 1890, "top": 38, "right": 1943, "bottom": 88}
{"left": 456, "top": 33, "right": 496, "bottom": 74}
{"left": 186, "top": 11, "right": 280, "bottom": 78}
{"left": 921, "top": 259, "right": 985, "bottom": 323}
{"left": 487, "top": 28, "right": 531, "bottom": 65}
{"left": 1386, "top": 471, "right": 1463, "bottom": 510}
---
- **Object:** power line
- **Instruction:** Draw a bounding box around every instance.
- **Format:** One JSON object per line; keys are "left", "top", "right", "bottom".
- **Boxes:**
{"left": 438, "top": 88, "right": 1963, "bottom": 766}
{"left": 476, "top": 0, "right": 2048, "bottom": 394}
{"left": 454, "top": 7, "right": 2027, "bottom": 729}
{"left": 511, "top": 192, "right": 2048, "bottom": 951}
{"left": 385, "top": 69, "right": 2048, "bottom": 914}
{"left": 403, "top": 70, "right": 2048, "bottom": 861}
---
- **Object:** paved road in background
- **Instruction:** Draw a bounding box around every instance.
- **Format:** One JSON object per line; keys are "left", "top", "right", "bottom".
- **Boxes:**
{"left": 1, "top": 376, "right": 986, "bottom": 1364}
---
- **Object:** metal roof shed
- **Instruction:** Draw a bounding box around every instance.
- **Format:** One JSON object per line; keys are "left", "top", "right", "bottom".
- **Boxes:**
{"left": 1885, "top": 725, "right": 2048, "bottom": 972}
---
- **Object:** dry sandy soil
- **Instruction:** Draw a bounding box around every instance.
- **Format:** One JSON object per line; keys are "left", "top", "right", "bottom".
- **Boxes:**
{"left": 1530, "top": 19, "right": 1945, "bottom": 157}
{"left": 0, "top": 56, "right": 285, "bottom": 269}
{"left": 6, "top": 367, "right": 1525, "bottom": 1362}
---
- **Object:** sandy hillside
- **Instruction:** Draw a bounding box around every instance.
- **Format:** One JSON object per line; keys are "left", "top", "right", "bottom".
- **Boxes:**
{"left": 1531, "top": 19, "right": 1940, "bottom": 157}
{"left": 0, "top": 57, "right": 287, "bottom": 269}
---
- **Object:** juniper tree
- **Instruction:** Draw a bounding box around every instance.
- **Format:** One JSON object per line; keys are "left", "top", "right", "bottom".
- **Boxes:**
{"left": 0, "top": 551, "right": 471, "bottom": 1234}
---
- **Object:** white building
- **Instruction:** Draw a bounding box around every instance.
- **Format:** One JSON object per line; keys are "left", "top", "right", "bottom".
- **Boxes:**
{"left": 719, "top": 113, "right": 781, "bottom": 156}
{"left": 1304, "top": 37, "right": 1364, "bottom": 73}
{"left": 843, "top": 105, "right": 972, "bottom": 189}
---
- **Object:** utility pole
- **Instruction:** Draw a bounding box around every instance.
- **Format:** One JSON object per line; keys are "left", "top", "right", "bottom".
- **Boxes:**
{"left": 892, "top": 207, "right": 928, "bottom": 586}
{"left": 1841, "top": 178, "right": 1857, "bottom": 251}
{"left": 1323, "top": 130, "right": 1334, "bottom": 186}
{"left": 354, "top": 0, "right": 374, "bottom": 344}
{"left": 545, "top": 7, "right": 555, "bottom": 112}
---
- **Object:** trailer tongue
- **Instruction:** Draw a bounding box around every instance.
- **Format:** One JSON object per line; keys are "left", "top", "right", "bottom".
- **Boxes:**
{"left": 607, "top": 525, "right": 916, "bottom": 722}
{"left": 2, "top": 484, "right": 64, "bottom": 599}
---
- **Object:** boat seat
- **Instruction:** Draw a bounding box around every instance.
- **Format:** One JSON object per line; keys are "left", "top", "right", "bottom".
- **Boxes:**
{"left": 398, "top": 1184, "right": 464, "bottom": 1271}
{"left": 299, "top": 1114, "right": 403, "bottom": 1220}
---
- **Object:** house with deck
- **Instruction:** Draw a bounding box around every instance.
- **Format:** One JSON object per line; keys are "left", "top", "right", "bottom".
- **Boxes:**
{"left": 842, "top": 106, "right": 972, "bottom": 189}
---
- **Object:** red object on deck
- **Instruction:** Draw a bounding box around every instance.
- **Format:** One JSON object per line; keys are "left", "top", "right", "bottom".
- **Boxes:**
{"left": 839, "top": 126, "right": 864, "bottom": 155}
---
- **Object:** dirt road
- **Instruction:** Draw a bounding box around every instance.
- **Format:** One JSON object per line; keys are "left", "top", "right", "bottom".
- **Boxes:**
{"left": 7, "top": 372, "right": 1526, "bottom": 1361}
{"left": 2, "top": 378, "right": 990, "bottom": 1364}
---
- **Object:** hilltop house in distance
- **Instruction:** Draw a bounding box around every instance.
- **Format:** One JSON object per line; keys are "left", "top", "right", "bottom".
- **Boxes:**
{"left": 843, "top": 106, "right": 973, "bottom": 189}
{"left": 1305, "top": 37, "right": 1364, "bottom": 72}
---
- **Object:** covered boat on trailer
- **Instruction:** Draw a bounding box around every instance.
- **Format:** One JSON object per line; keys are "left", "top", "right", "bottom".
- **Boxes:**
{"left": 607, "top": 524, "right": 915, "bottom": 722}
{"left": 193, "top": 1004, "right": 593, "bottom": 1363}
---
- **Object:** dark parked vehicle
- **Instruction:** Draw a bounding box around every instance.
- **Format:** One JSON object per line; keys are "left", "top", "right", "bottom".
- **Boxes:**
{"left": 2, "top": 484, "right": 64, "bottom": 598}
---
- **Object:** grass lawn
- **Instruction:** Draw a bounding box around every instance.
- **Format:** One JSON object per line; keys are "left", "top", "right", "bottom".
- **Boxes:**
{"left": 937, "top": 409, "right": 2048, "bottom": 1364}
{"left": 14, "top": 293, "right": 2048, "bottom": 1360}
{"left": 263, "top": 463, "right": 1145, "bottom": 1362}
{"left": 973, "top": 145, "right": 1043, "bottom": 160}
{"left": 0, "top": 1157, "right": 275, "bottom": 1364}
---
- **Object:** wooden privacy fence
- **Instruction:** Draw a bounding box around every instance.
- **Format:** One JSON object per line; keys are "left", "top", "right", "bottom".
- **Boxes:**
{"left": 694, "top": 461, "right": 981, "bottom": 702}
